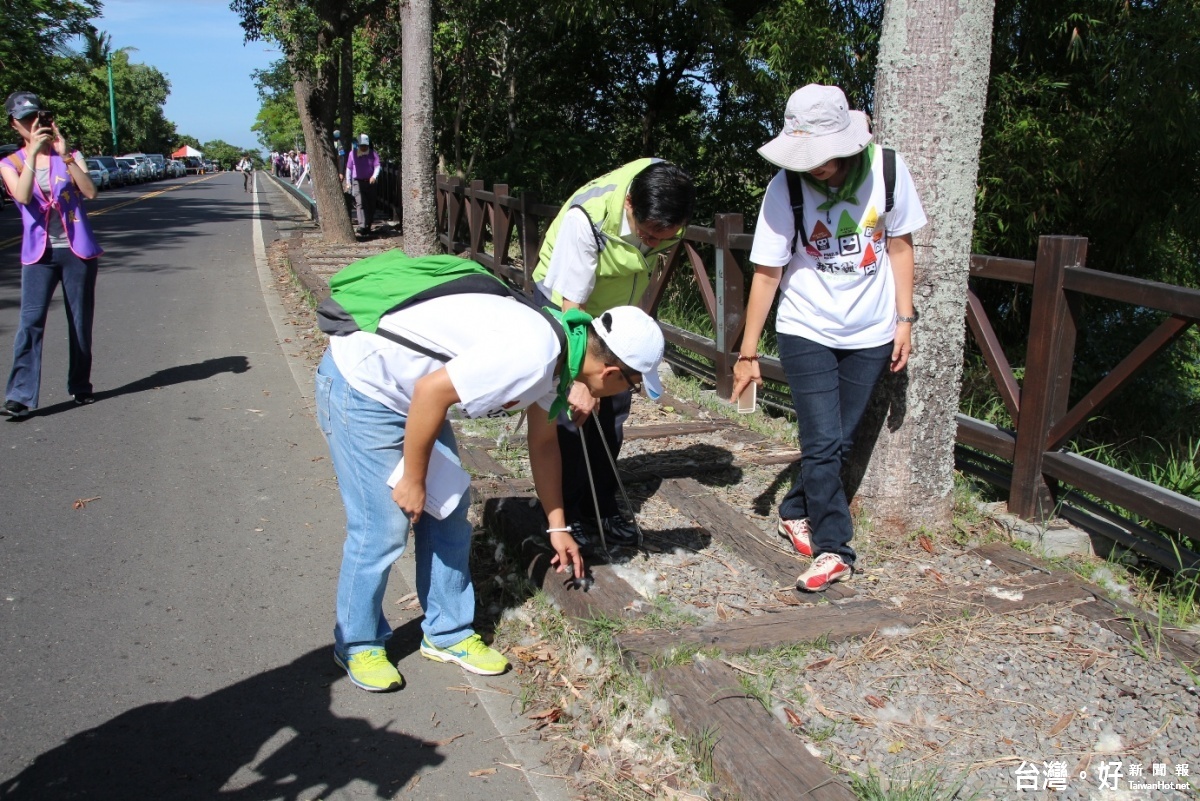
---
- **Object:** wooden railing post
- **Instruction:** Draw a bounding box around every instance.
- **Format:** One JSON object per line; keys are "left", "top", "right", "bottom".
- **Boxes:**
{"left": 713, "top": 213, "right": 745, "bottom": 399}
{"left": 493, "top": 184, "right": 512, "bottom": 279}
{"left": 444, "top": 176, "right": 465, "bottom": 253}
{"left": 518, "top": 192, "right": 540, "bottom": 292}
{"left": 466, "top": 179, "right": 486, "bottom": 260}
{"left": 1009, "top": 235, "right": 1086, "bottom": 521}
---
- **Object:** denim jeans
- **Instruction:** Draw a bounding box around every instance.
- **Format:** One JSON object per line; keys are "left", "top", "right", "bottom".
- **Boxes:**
{"left": 777, "top": 334, "right": 892, "bottom": 566}
{"left": 315, "top": 350, "right": 475, "bottom": 656}
{"left": 5, "top": 247, "right": 98, "bottom": 408}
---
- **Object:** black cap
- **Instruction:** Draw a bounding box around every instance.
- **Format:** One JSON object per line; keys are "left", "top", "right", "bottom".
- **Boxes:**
{"left": 5, "top": 92, "right": 42, "bottom": 120}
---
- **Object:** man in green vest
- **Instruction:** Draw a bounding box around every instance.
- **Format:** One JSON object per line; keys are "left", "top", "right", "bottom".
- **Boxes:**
{"left": 532, "top": 159, "right": 695, "bottom": 548}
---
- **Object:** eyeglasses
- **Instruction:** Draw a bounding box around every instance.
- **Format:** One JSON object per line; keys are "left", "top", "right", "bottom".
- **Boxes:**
{"left": 632, "top": 219, "right": 682, "bottom": 249}
{"left": 616, "top": 364, "right": 643, "bottom": 394}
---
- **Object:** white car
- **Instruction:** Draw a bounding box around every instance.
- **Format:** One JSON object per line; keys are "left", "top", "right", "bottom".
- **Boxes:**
{"left": 85, "top": 158, "right": 109, "bottom": 189}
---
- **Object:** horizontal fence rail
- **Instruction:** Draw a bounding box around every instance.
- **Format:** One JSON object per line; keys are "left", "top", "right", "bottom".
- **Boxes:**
{"left": 434, "top": 175, "right": 1200, "bottom": 571}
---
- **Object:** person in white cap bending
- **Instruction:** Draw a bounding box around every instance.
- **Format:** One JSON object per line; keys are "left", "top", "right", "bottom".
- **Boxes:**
{"left": 315, "top": 254, "right": 666, "bottom": 692}
{"left": 732, "top": 84, "right": 927, "bottom": 592}
{"left": 343, "top": 134, "right": 380, "bottom": 235}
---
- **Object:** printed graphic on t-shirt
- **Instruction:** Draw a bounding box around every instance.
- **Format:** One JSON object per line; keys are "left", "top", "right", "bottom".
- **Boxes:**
{"left": 809, "top": 205, "right": 885, "bottom": 276}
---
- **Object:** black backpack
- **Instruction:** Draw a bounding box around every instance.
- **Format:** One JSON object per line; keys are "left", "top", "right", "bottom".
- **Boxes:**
{"left": 784, "top": 147, "right": 896, "bottom": 252}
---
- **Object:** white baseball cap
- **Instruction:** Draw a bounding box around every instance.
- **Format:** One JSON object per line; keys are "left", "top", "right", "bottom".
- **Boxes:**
{"left": 591, "top": 306, "right": 665, "bottom": 400}
{"left": 358, "top": 134, "right": 370, "bottom": 146}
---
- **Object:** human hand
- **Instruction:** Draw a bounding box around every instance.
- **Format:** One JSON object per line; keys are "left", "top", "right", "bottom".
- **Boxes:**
{"left": 391, "top": 476, "right": 425, "bottom": 526}
{"left": 549, "top": 529, "right": 585, "bottom": 578}
{"left": 567, "top": 380, "right": 596, "bottom": 427}
{"left": 891, "top": 324, "right": 912, "bottom": 372}
{"left": 369, "top": 176, "right": 377, "bottom": 184}
{"left": 731, "top": 358, "right": 761, "bottom": 403}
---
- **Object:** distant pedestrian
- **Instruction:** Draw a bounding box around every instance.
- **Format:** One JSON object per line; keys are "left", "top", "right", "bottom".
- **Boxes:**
{"left": 344, "top": 134, "right": 380, "bottom": 235}
{"left": 0, "top": 91, "right": 103, "bottom": 420}
{"left": 732, "top": 84, "right": 927, "bottom": 592}
{"left": 294, "top": 151, "right": 310, "bottom": 190}
{"left": 237, "top": 154, "right": 253, "bottom": 192}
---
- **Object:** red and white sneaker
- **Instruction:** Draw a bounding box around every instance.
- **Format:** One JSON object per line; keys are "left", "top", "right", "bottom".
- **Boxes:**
{"left": 796, "top": 553, "right": 851, "bottom": 592}
{"left": 778, "top": 518, "right": 813, "bottom": 557}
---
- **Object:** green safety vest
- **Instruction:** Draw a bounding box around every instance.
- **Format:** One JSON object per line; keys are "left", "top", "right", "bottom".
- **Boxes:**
{"left": 533, "top": 158, "right": 681, "bottom": 316}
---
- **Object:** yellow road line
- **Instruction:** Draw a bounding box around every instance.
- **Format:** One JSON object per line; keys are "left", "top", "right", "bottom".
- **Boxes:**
{"left": 0, "top": 173, "right": 220, "bottom": 251}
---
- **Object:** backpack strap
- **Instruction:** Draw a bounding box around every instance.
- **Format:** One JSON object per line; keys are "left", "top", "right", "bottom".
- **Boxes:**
{"left": 882, "top": 147, "right": 896, "bottom": 213}
{"left": 4, "top": 152, "right": 25, "bottom": 175}
{"left": 784, "top": 147, "right": 898, "bottom": 255}
{"left": 784, "top": 170, "right": 809, "bottom": 254}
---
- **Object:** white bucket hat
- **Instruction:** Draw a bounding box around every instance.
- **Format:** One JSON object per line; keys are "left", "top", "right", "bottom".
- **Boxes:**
{"left": 591, "top": 306, "right": 665, "bottom": 400}
{"left": 757, "top": 84, "right": 872, "bottom": 173}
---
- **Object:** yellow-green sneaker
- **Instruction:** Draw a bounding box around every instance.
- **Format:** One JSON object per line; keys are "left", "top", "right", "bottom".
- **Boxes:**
{"left": 334, "top": 648, "right": 403, "bottom": 692}
{"left": 419, "top": 633, "right": 509, "bottom": 675}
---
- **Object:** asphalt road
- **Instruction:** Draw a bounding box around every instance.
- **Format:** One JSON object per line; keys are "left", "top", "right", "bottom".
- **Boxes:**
{"left": 0, "top": 173, "right": 552, "bottom": 800}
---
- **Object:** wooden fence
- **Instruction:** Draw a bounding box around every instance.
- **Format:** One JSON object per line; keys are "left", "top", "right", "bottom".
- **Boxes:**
{"left": 435, "top": 174, "right": 1200, "bottom": 571}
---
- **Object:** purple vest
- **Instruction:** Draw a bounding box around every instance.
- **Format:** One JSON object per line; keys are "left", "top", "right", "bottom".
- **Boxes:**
{"left": 4, "top": 149, "right": 103, "bottom": 264}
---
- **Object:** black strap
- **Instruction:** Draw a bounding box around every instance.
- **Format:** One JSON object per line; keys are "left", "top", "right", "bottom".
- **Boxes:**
{"left": 374, "top": 282, "right": 568, "bottom": 365}
{"left": 784, "top": 147, "right": 896, "bottom": 253}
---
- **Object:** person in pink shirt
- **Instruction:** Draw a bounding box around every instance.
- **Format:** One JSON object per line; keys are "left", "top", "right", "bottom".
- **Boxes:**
{"left": 343, "top": 134, "right": 381, "bottom": 235}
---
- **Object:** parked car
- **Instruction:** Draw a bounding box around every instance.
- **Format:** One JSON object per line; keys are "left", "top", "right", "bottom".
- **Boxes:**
{"left": 85, "top": 158, "right": 110, "bottom": 189}
{"left": 166, "top": 159, "right": 185, "bottom": 178}
{"left": 92, "top": 155, "right": 125, "bottom": 187}
{"left": 122, "top": 153, "right": 156, "bottom": 180}
{"left": 115, "top": 156, "right": 143, "bottom": 183}
{"left": 183, "top": 157, "right": 204, "bottom": 175}
{"left": 146, "top": 153, "right": 167, "bottom": 177}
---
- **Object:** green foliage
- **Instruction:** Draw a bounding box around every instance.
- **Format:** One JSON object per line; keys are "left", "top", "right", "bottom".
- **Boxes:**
{"left": 0, "top": 0, "right": 100, "bottom": 109}
{"left": 251, "top": 60, "right": 303, "bottom": 151}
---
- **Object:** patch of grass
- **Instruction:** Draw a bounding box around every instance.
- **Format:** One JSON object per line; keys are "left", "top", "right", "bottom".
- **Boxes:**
{"left": 848, "top": 767, "right": 978, "bottom": 801}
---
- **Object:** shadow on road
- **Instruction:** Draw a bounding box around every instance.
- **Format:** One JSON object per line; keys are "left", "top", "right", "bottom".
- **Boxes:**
{"left": 27, "top": 355, "right": 252, "bottom": 419}
{"left": 0, "top": 644, "right": 441, "bottom": 800}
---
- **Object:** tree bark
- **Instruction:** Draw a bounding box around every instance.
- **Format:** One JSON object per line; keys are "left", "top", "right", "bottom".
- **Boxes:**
{"left": 294, "top": 66, "right": 356, "bottom": 245}
{"left": 400, "top": 0, "right": 438, "bottom": 255}
{"left": 848, "top": 0, "right": 996, "bottom": 532}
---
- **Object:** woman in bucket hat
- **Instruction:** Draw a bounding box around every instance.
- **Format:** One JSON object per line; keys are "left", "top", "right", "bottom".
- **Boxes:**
{"left": 731, "top": 84, "right": 927, "bottom": 591}
{"left": 0, "top": 91, "right": 103, "bottom": 420}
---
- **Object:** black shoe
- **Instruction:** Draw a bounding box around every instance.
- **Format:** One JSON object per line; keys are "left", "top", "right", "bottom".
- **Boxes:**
{"left": 599, "top": 515, "right": 640, "bottom": 546}
{"left": 73, "top": 393, "right": 96, "bottom": 406}
{"left": 1, "top": 400, "right": 30, "bottom": 419}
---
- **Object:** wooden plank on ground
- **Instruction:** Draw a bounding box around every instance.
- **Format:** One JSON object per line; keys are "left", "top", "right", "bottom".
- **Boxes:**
{"left": 625, "top": 422, "right": 727, "bottom": 439}
{"left": 967, "top": 543, "right": 1054, "bottom": 575}
{"left": 458, "top": 445, "right": 511, "bottom": 477}
{"left": 618, "top": 601, "right": 918, "bottom": 671}
{"left": 1072, "top": 599, "right": 1200, "bottom": 670}
{"left": 953, "top": 576, "right": 1093, "bottom": 614}
{"left": 482, "top": 496, "right": 643, "bottom": 625}
{"left": 651, "top": 659, "right": 856, "bottom": 801}
{"left": 657, "top": 477, "right": 856, "bottom": 601}
{"left": 471, "top": 477, "right": 534, "bottom": 502}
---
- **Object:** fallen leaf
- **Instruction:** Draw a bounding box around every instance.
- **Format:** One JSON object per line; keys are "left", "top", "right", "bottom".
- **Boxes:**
{"left": 716, "top": 602, "right": 731, "bottom": 621}
{"left": 72, "top": 496, "right": 101, "bottom": 510}
{"left": 922, "top": 567, "right": 946, "bottom": 585}
{"left": 526, "top": 707, "right": 561, "bottom": 721}
{"left": 1048, "top": 711, "right": 1075, "bottom": 736}
{"left": 422, "top": 732, "right": 466, "bottom": 748}
{"left": 783, "top": 707, "right": 804, "bottom": 726}
{"left": 1081, "top": 652, "right": 1098, "bottom": 671}
{"left": 1022, "top": 626, "right": 1060, "bottom": 635}
{"left": 469, "top": 768, "right": 497, "bottom": 777}
{"left": 887, "top": 741, "right": 905, "bottom": 754}
{"left": 918, "top": 535, "right": 935, "bottom": 554}
{"left": 865, "top": 695, "right": 888, "bottom": 709}
{"left": 394, "top": 592, "right": 418, "bottom": 605}
{"left": 806, "top": 656, "right": 835, "bottom": 671}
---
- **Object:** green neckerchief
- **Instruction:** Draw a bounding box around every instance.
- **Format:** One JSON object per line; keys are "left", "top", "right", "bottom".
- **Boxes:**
{"left": 801, "top": 143, "right": 875, "bottom": 214}
{"left": 545, "top": 307, "right": 593, "bottom": 420}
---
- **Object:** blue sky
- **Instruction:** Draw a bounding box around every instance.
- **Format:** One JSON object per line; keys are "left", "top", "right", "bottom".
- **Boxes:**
{"left": 90, "top": 0, "right": 279, "bottom": 151}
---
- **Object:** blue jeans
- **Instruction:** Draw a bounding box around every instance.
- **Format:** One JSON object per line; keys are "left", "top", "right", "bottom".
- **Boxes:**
{"left": 6, "top": 247, "right": 98, "bottom": 408}
{"left": 777, "top": 334, "right": 892, "bottom": 566}
{"left": 315, "top": 350, "right": 475, "bottom": 656}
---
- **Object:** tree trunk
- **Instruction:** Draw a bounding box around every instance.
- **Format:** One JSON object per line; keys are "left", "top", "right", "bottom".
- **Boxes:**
{"left": 400, "top": 0, "right": 438, "bottom": 255}
{"left": 848, "top": 0, "right": 995, "bottom": 532}
{"left": 339, "top": 35, "right": 354, "bottom": 177}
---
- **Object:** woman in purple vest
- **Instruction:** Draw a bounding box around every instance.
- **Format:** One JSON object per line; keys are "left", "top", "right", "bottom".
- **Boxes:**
{"left": 0, "top": 91, "right": 103, "bottom": 420}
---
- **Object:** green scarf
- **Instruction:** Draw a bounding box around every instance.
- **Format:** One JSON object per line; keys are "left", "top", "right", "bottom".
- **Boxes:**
{"left": 801, "top": 143, "right": 875, "bottom": 214}
{"left": 545, "top": 307, "right": 593, "bottom": 420}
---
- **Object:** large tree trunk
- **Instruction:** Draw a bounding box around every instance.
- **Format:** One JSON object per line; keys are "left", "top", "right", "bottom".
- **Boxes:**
{"left": 338, "top": 35, "right": 354, "bottom": 176}
{"left": 294, "top": 69, "right": 356, "bottom": 245}
{"left": 848, "top": 0, "right": 995, "bottom": 532}
{"left": 400, "top": 0, "right": 438, "bottom": 255}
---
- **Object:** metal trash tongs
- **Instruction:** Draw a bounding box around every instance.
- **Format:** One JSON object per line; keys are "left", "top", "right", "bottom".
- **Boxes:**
{"left": 577, "top": 413, "right": 644, "bottom": 557}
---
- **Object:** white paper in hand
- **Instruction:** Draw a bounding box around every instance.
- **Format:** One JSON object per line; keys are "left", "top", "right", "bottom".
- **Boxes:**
{"left": 386, "top": 441, "right": 470, "bottom": 520}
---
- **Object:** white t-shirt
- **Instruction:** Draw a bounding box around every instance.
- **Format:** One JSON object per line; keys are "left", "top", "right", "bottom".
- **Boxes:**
{"left": 536, "top": 206, "right": 650, "bottom": 305}
{"left": 749, "top": 148, "right": 927, "bottom": 349}
{"left": 329, "top": 294, "right": 562, "bottom": 418}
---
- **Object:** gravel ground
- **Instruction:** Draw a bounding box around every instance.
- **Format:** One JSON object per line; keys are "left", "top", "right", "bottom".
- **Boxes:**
{"left": 499, "top": 389, "right": 1200, "bottom": 799}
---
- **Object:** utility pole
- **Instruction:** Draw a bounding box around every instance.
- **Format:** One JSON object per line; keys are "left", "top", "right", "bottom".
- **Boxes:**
{"left": 106, "top": 53, "right": 119, "bottom": 155}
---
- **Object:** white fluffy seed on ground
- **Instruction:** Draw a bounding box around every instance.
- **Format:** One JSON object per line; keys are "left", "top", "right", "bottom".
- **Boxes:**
{"left": 571, "top": 644, "right": 601, "bottom": 676}
{"left": 645, "top": 698, "right": 671, "bottom": 729}
{"left": 881, "top": 625, "right": 913, "bottom": 637}
{"left": 502, "top": 606, "right": 534, "bottom": 626}
{"left": 987, "top": 586, "right": 1025, "bottom": 601}
{"left": 610, "top": 563, "right": 659, "bottom": 600}
{"left": 1094, "top": 727, "right": 1124, "bottom": 753}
